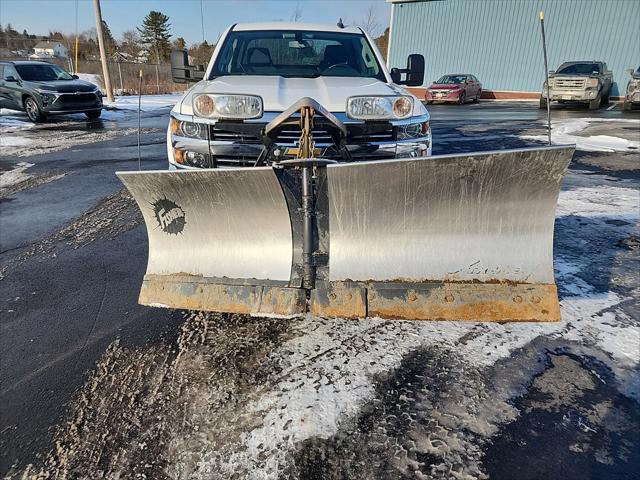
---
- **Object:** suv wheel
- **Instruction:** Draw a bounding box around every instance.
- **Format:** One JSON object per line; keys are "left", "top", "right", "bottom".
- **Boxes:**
{"left": 85, "top": 109, "right": 102, "bottom": 119}
{"left": 588, "top": 95, "right": 601, "bottom": 110}
{"left": 24, "top": 96, "right": 45, "bottom": 122}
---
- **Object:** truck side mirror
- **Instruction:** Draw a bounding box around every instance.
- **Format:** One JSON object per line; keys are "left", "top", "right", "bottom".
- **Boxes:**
{"left": 171, "top": 49, "right": 205, "bottom": 84}
{"left": 404, "top": 54, "right": 425, "bottom": 86}
{"left": 5, "top": 75, "right": 18, "bottom": 82}
{"left": 392, "top": 54, "right": 426, "bottom": 87}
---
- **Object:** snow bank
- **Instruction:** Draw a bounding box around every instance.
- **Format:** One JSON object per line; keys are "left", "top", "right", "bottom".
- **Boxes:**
{"left": 76, "top": 73, "right": 103, "bottom": 89}
{"left": 522, "top": 117, "right": 640, "bottom": 152}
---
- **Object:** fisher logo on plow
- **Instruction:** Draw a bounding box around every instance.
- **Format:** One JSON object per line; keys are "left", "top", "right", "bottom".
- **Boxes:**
{"left": 152, "top": 198, "right": 186, "bottom": 235}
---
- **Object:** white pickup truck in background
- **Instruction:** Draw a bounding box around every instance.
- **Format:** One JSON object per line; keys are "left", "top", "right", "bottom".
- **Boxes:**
{"left": 166, "top": 22, "right": 431, "bottom": 169}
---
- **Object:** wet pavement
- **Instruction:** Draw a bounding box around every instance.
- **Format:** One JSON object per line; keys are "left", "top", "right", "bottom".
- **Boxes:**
{"left": 0, "top": 101, "right": 639, "bottom": 479}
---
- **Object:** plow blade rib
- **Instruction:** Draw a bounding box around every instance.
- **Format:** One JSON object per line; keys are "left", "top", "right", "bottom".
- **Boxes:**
{"left": 117, "top": 168, "right": 305, "bottom": 316}
{"left": 322, "top": 146, "right": 573, "bottom": 321}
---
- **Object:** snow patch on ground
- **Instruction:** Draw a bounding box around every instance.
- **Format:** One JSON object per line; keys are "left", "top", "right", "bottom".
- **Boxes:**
{"left": 0, "top": 108, "right": 35, "bottom": 130}
{"left": 557, "top": 186, "right": 640, "bottom": 219}
{"left": 0, "top": 136, "right": 33, "bottom": 148}
{"left": 103, "top": 93, "right": 182, "bottom": 112}
{"left": 522, "top": 118, "right": 640, "bottom": 152}
{"left": 0, "top": 162, "right": 34, "bottom": 188}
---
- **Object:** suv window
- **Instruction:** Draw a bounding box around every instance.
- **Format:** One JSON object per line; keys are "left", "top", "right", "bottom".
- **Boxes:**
{"left": 3, "top": 64, "right": 18, "bottom": 80}
{"left": 15, "top": 63, "right": 72, "bottom": 81}
{"left": 211, "top": 30, "right": 385, "bottom": 80}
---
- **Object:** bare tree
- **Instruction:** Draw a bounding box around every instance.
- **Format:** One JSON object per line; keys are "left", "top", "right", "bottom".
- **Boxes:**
{"left": 290, "top": 2, "right": 303, "bottom": 22}
{"left": 121, "top": 29, "right": 142, "bottom": 60}
{"left": 358, "top": 4, "right": 382, "bottom": 37}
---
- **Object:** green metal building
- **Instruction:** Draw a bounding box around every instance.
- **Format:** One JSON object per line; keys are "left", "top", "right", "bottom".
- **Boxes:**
{"left": 387, "top": 0, "right": 639, "bottom": 98}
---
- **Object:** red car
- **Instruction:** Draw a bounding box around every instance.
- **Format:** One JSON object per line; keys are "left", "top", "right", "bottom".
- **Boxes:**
{"left": 426, "top": 74, "right": 482, "bottom": 104}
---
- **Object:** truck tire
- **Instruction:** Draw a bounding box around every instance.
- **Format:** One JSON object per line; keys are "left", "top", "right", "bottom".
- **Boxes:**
{"left": 623, "top": 100, "right": 633, "bottom": 111}
{"left": 539, "top": 98, "right": 547, "bottom": 109}
{"left": 588, "top": 95, "right": 601, "bottom": 110}
{"left": 601, "top": 91, "right": 610, "bottom": 105}
{"left": 24, "top": 96, "right": 46, "bottom": 123}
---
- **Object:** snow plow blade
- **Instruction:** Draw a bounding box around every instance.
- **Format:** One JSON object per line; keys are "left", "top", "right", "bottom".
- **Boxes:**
{"left": 117, "top": 167, "right": 307, "bottom": 317}
{"left": 117, "top": 145, "right": 573, "bottom": 322}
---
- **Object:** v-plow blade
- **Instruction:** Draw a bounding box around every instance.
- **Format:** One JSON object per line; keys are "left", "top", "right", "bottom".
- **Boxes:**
{"left": 117, "top": 145, "right": 573, "bottom": 322}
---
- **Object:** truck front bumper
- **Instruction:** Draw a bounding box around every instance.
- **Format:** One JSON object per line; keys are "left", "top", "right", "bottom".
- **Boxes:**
{"left": 167, "top": 112, "right": 432, "bottom": 169}
{"left": 626, "top": 90, "right": 640, "bottom": 104}
{"left": 544, "top": 89, "right": 599, "bottom": 102}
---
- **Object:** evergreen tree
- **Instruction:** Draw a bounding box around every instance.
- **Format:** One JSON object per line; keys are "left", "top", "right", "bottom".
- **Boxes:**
{"left": 137, "top": 11, "right": 171, "bottom": 63}
{"left": 101, "top": 20, "right": 117, "bottom": 55}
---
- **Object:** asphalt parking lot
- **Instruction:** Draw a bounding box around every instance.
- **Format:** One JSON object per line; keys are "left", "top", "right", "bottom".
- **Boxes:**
{"left": 1, "top": 101, "right": 639, "bottom": 479}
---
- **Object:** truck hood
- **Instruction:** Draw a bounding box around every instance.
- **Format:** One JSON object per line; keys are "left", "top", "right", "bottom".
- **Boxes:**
{"left": 177, "top": 76, "right": 414, "bottom": 115}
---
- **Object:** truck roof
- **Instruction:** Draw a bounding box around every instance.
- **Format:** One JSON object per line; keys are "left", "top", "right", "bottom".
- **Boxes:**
{"left": 232, "top": 22, "right": 363, "bottom": 34}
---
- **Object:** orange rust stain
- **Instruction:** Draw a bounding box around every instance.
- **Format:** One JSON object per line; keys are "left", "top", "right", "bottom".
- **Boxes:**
{"left": 310, "top": 288, "right": 366, "bottom": 319}
{"left": 140, "top": 281, "right": 256, "bottom": 314}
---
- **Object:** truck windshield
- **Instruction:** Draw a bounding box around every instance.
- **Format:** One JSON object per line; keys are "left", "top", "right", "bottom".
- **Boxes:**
{"left": 556, "top": 63, "right": 601, "bottom": 75}
{"left": 15, "top": 64, "right": 73, "bottom": 81}
{"left": 210, "top": 30, "right": 385, "bottom": 80}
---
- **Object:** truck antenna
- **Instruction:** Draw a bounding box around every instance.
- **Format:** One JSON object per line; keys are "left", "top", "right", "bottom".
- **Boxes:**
{"left": 337, "top": 18, "right": 345, "bottom": 29}
{"left": 137, "top": 69, "right": 143, "bottom": 170}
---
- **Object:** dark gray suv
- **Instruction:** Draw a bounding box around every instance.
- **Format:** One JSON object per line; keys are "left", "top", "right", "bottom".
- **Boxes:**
{"left": 0, "top": 60, "right": 103, "bottom": 122}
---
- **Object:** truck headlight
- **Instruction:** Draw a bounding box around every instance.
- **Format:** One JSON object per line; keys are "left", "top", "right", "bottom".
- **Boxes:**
{"left": 586, "top": 78, "right": 599, "bottom": 88}
{"left": 193, "top": 94, "right": 262, "bottom": 119}
{"left": 347, "top": 96, "right": 414, "bottom": 120}
{"left": 398, "top": 121, "right": 430, "bottom": 140}
{"left": 170, "top": 118, "right": 206, "bottom": 139}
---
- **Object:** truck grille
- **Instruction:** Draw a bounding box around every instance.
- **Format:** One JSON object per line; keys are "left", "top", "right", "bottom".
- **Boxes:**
{"left": 209, "top": 127, "right": 261, "bottom": 143}
{"left": 210, "top": 125, "right": 395, "bottom": 145}
{"left": 554, "top": 78, "right": 585, "bottom": 89}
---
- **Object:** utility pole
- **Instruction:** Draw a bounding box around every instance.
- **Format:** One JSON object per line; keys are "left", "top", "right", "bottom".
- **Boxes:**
{"left": 93, "top": 0, "right": 114, "bottom": 102}
{"left": 539, "top": 11, "right": 552, "bottom": 145}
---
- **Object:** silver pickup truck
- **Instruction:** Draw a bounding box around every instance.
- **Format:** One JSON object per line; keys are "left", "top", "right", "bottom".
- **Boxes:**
{"left": 624, "top": 66, "right": 640, "bottom": 111}
{"left": 540, "top": 61, "right": 613, "bottom": 110}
